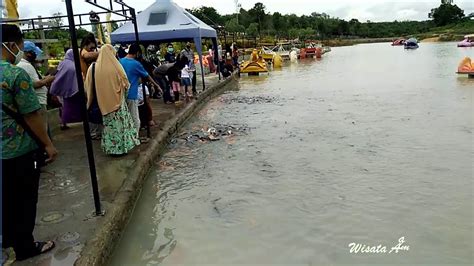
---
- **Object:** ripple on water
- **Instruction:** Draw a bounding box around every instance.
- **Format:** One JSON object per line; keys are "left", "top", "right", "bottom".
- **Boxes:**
{"left": 111, "top": 43, "right": 473, "bottom": 265}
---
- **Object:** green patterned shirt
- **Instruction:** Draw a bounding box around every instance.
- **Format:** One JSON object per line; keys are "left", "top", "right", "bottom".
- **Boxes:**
{"left": 1, "top": 60, "right": 41, "bottom": 159}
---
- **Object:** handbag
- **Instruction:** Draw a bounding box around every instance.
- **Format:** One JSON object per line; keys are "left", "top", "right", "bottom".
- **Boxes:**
{"left": 88, "top": 63, "right": 103, "bottom": 124}
{"left": 2, "top": 104, "right": 48, "bottom": 167}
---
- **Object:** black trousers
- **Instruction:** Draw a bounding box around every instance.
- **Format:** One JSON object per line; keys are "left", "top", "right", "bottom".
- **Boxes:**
{"left": 156, "top": 76, "right": 173, "bottom": 103}
{"left": 192, "top": 70, "right": 197, "bottom": 93}
{"left": 2, "top": 151, "right": 41, "bottom": 259}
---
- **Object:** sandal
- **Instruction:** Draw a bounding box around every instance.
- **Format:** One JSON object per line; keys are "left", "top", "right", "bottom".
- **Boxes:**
{"left": 16, "top": 241, "right": 55, "bottom": 261}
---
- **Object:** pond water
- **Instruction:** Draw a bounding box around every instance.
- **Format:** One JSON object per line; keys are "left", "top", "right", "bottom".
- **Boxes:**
{"left": 110, "top": 42, "right": 473, "bottom": 265}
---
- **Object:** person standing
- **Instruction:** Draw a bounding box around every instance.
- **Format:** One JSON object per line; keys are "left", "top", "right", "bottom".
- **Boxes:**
{"left": 1, "top": 24, "right": 58, "bottom": 261}
{"left": 119, "top": 44, "right": 161, "bottom": 138}
{"left": 85, "top": 44, "right": 140, "bottom": 155}
{"left": 180, "top": 42, "right": 196, "bottom": 95}
{"left": 164, "top": 43, "right": 176, "bottom": 63}
{"left": 50, "top": 50, "right": 83, "bottom": 128}
{"left": 181, "top": 64, "right": 192, "bottom": 98}
{"left": 79, "top": 34, "right": 102, "bottom": 139}
{"left": 137, "top": 81, "right": 155, "bottom": 128}
{"left": 153, "top": 62, "right": 174, "bottom": 104}
{"left": 232, "top": 43, "right": 239, "bottom": 67}
{"left": 79, "top": 33, "right": 99, "bottom": 79}
{"left": 17, "top": 41, "right": 55, "bottom": 137}
{"left": 153, "top": 56, "right": 189, "bottom": 104}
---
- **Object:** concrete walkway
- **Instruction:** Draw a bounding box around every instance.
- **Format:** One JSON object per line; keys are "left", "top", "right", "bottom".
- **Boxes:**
{"left": 5, "top": 74, "right": 234, "bottom": 266}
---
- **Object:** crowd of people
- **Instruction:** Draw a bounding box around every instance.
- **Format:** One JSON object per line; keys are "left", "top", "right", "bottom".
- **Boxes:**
{"left": 1, "top": 23, "right": 231, "bottom": 261}
{"left": 49, "top": 36, "right": 200, "bottom": 155}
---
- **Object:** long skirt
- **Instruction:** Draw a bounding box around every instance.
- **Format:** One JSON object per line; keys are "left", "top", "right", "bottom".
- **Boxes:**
{"left": 61, "top": 92, "right": 83, "bottom": 124}
{"left": 101, "top": 98, "right": 140, "bottom": 155}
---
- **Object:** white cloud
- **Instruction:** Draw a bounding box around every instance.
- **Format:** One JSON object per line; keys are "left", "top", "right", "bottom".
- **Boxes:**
{"left": 13, "top": 0, "right": 474, "bottom": 22}
{"left": 396, "top": 9, "right": 419, "bottom": 20}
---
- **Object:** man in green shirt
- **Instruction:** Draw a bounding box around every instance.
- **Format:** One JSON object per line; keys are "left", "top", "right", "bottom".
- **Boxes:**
{"left": 1, "top": 24, "right": 57, "bottom": 260}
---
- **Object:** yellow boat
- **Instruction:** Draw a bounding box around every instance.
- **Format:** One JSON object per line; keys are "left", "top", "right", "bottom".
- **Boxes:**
{"left": 240, "top": 61, "right": 268, "bottom": 74}
{"left": 240, "top": 49, "right": 269, "bottom": 74}
{"left": 259, "top": 47, "right": 275, "bottom": 62}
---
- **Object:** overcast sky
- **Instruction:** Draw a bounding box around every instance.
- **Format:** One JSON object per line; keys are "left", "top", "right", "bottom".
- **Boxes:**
{"left": 18, "top": 0, "right": 473, "bottom": 22}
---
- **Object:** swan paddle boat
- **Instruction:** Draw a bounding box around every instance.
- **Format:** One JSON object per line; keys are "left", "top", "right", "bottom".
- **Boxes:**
{"left": 259, "top": 47, "right": 275, "bottom": 63}
{"left": 392, "top": 39, "right": 406, "bottom": 46}
{"left": 457, "top": 34, "right": 474, "bottom": 47}
{"left": 404, "top": 38, "right": 419, "bottom": 49}
{"left": 457, "top": 57, "right": 474, "bottom": 78}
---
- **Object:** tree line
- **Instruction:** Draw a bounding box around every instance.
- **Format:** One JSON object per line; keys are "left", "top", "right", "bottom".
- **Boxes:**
{"left": 189, "top": 1, "right": 471, "bottom": 40}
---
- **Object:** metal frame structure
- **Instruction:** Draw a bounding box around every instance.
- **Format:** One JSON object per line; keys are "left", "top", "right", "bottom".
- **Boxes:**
{"left": 1, "top": 0, "right": 142, "bottom": 216}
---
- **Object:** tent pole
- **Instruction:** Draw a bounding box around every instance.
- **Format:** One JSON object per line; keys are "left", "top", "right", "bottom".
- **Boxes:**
{"left": 131, "top": 8, "right": 150, "bottom": 138}
{"left": 196, "top": 34, "right": 206, "bottom": 91}
{"left": 212, "top": 37, "right": 221, "bottom": 81}
{"left": 65, "top": 0, "right": 103, "bottom": 216}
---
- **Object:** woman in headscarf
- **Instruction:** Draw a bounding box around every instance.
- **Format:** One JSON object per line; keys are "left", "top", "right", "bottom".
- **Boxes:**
{"left": 50, "top": 49, "right": 83, "bottom": 128}
{"left": 84, "top": 44, "right": 140, "bottom": 156}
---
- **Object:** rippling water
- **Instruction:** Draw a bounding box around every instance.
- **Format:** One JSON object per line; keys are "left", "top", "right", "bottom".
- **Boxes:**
{"left": 110, "top": 43, "right": 473, "bottom": 265}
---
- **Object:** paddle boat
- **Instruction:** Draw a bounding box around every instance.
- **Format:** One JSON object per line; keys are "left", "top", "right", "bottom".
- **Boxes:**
{"left": 259, "top": 47, "right": 275, "bottom": 63}
{"left": 457, "top": 34, "right": 474, "bottom": 47}
{"left": 404, "top": 38, "right": 419, "bottom": 49}
{"left": 300, "top": 42, "right": 324, "bottom": 58}
{"left": 392, "top": 38, "right": 406, "bottom": 46}
{"left": 273, "top": 43, "right": 291, "bottom": 60}
{"left": 457, "top": 57, "right": 474, "bottom": 78}
{"left": 240, "top": 49, "right": 269, "bottom": 75}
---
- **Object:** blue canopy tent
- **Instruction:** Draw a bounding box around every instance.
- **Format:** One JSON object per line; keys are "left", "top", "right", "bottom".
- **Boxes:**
{"left": 111, "top": 0, "right": 219, "bottom": 90}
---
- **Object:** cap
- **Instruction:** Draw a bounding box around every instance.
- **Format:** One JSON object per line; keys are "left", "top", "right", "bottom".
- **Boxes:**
{"left": 23, "top": 41, "right": 43, "bottom": 56}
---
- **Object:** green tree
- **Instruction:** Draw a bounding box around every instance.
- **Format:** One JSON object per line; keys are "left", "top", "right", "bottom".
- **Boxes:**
{"left": 189, "top": 6, "right": 223, "bottom": 26}
{"left": 48, "top": 12, "right": 63, "bottom": 28}
{"left": 299, "top": 27, "right": 315, "bottom": 40}
{"left": 225, "top": 18, "right": 245, "bottom": 33}
{"left": 288, "top": 28, "right": 299, "bottom": 39}
{"left": 246, "top": 23, "right": 259, "bottom": 37}
{"left": 238, "top": 8, "right": 252, "bottom": 28}
{"left": 272, "top": 12, "right": 288, "bottom": 37}
{"left": 77, "top": 27, "right": 92, "bottom": 40}
{"left": 349, "top": 19, "right": 361, "bottom": 36}
{"left": 429, "top": 3, "right": 465, "bottom": 26}
{"left": 248, "top": 2, "right": 266, "bottom": 36}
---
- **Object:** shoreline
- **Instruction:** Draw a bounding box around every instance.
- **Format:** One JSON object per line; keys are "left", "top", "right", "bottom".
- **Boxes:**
{"left": 75, "top": 73, "right": 238, "bottom": 266}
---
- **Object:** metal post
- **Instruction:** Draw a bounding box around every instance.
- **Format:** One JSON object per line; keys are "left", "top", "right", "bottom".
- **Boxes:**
{"left": 130, "top": 8, "right": 151, "bottom": 138}
{"left": 65, "top": 0, "right": 103, "bottom": 216}
{"left": 198, "top": 32, "right": 205, "bottom": 91}
{"left": 224, "top": 31, "right": 227, "bottom": 49}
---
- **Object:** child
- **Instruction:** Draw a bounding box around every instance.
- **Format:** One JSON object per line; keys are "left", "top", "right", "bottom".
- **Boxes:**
{"left": 138, "top": 83, "right": 155, "bottom": 129}
{"left": 181, "top": 64, "right": 192, "bottom": 98}
{"left": 168, "top": 65, "right": 181, "bottom": 103}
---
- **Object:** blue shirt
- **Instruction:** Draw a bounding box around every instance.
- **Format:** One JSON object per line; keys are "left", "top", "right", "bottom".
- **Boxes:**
{"left": 119, "top": 57, "right": 149, "bottom": 100}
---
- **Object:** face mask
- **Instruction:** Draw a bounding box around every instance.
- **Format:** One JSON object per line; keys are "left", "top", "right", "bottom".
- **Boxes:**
{"left": 186, "top": 45, "right": 191, "bottom": 50}
{"left": 168, "top": 47, "right": 174, "bottom": 53}
{"left": 3, "top": 43, "right": 24, "bottom": 65}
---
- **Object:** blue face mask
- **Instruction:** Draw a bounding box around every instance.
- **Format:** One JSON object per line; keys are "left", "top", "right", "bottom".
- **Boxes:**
{"left": 168, "top": 47, "right": 174, "bottom": 53}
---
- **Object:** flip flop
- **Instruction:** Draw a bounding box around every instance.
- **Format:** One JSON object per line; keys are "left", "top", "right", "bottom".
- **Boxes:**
{"left": 16, "top": 241, "right": 55, "bottom": 261}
